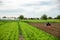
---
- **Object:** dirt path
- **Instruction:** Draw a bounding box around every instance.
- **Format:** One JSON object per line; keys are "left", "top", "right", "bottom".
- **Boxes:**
{"left": 19, "top": 35, "right": 24, "bottom": 40}
{"left": 27, "top": 22, "right": 60, "bottom": 38}
{"left": 18, "top": 22, "right": 24, "bottom": 40}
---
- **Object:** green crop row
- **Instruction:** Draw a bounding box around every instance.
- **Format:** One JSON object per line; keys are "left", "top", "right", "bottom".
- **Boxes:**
{"left": 19, "top": 22, "right": 60, "bottom": 40}
{"left": 21, "top": 19, "right": 60, "bottom": 23}
{"left": 0, "top": 21, "right": 18, "bottom": 40}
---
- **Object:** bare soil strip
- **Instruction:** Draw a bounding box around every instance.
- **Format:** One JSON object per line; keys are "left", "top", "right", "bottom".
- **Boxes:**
{"left": 18, "top": 22, "right": 24, "bottom": 40}
{"left": 19, "top": 35, "right": 24, "bottom": 40}
{"left": 27, "top": 22, "right": 60, "bottom": 38}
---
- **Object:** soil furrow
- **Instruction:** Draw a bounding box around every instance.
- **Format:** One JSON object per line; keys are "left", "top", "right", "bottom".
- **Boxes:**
{"left": 27, "top": 22, "right": 60, "bottom": 38}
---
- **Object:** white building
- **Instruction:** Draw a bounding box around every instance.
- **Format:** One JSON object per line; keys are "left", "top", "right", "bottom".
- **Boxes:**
{"left": 0, "top": 17, "right": 17, "bottom": 20}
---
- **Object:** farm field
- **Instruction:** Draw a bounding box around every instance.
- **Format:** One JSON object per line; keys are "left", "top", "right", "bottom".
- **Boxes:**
{"left": 0, "top": 20, "right": 60, "bottom": 40}
{"left": 23, "top": 20, "right": 60, "bottom": 38}
{"left": 19, "top": 22, "right": 60, "bottom": 40}
{"left": 26, "top": 22, "right": 60, "bottom": 38}
{"left": 0, "top": 21, "right": 19, "bottom": 40}
{"left": 0, "top": 0, "right": 60, "bottom": 40}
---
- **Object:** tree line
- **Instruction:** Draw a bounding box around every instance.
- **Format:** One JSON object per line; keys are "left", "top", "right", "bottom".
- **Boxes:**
{"left": 18, "top": 14, "right": 60, "bottom": 20}
{"left": 2, "top": 14, "right": 60, "bottom": 20}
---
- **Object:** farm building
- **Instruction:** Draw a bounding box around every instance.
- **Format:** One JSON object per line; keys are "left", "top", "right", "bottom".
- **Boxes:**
{"left": 0, "top": 17, "right": 17, "bottom": 20}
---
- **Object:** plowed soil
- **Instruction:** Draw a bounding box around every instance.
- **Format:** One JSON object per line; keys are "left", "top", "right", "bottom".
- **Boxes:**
{"left": 27, "top": 22, "right": 60, "bottom": 38}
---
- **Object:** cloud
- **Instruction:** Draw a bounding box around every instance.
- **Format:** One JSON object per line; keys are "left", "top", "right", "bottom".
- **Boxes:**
{"left": 49, "top": 7, "right": 60, "bottom": 14}
{"left": 0, "top": 0, "right": 59, "bottom": 18}
{"left": 0, "top": 1, "right": 2, "bottom": 3}
{"left": 0, "top": 9, "right": 24, "bottom": 13}
{"left": 22, "top": 1, "right": 55, "bottom": 6}
{"left": 0, "top": 1, "right": 3, "bottom": 5}
{"left": 0, "top": 0, "right": 19, "bottom": 9}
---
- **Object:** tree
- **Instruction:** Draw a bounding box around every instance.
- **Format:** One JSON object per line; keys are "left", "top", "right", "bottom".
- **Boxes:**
{"left": 24, "top": 18, "right": 27, "bottom": 20}
{"left": 54, "top": 17, "right": 57, "bottom": 19}
{"left": 41, "top": 14, "right": 47, "bottom": 20}
{"left": 3, "top": 16, "right": 6, "bottom": 18}
{"left": 48, "top": 17, "right": 52, "bottom": 19}
{"left": 36, "top": 18, "right": 39, "bottom": 20}
{"left": 56, "top": 15, "right": 60, "bottom": 19}
{"left": 30, "top": 18, "right": 35, "bottom": 20}
{"left": 18, "top": 15, "right": 24, "bottom": 19}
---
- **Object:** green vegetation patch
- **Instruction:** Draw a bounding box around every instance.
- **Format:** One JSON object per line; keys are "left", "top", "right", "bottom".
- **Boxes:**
{"left": 0, "top": 21, "right": 19, "bottom": 40}
{"left": 21, "top": 19, "right": 60, "bottom": 23}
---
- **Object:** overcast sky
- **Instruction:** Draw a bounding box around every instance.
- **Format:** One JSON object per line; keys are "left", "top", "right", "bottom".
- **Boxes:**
{"left": 0, "top": 0, "right": 60, "bottom": 18}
